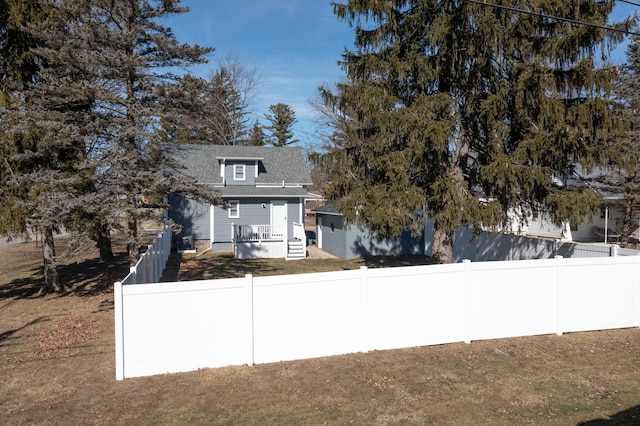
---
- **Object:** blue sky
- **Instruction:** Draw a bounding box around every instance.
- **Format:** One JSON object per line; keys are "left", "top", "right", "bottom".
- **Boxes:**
{"left": 166, "top": 1, "right": 639, "bottom": 147}
{"left": 166, "top": 1, "right": 354, "bottom": 146}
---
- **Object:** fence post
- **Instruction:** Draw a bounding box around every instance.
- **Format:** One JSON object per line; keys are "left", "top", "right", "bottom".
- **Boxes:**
{"left": 114, "top": 281, "right": 124, "bottom": 380}
{"left": 137, "top": 253, "right": 143, "bottom": 285}
{"left": 610, "top": 244, "right": 619, "bottom": 257}
{"left": 163, "top": 225, "right": 170, "bottom": 265}
{"left": 150, "top": 241, "right": 156, "bottom": 283}
{"left": 554, "top": 256, "right": 563, "bottom": 336}
{"left": 129, "top": 266, "right": 137, "bottom": 285}
{"left": 141, "top": 252, "right": 147, "bottom": 285}
{"left": 147, "top": 244, "right": 153, "bottom": 283}
{"left": 246, "top": 273, "right": 255, "bottom": 365}
{"left": 637, "top": 256, "right": 640, "bottom": 329}
{"left": 463, "top": 259, "right": 472, "bottom": 344}
{"left": 360, "top": 266, "right": 369, "bottom": 352}
{"left": 153, "top": 239, "right": 160, "bottom": 282}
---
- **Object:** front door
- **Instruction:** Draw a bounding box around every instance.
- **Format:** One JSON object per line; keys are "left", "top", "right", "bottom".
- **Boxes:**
{"left": 271, "top": 200, "right": 287, "bottom": 240}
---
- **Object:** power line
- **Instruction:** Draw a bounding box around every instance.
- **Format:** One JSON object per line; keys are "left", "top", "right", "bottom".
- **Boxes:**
{"left": 619, "top": 0, "right": 640, "bottom": 8}
{"left": 464, "top": 0, "right": 640, "bottom": 37}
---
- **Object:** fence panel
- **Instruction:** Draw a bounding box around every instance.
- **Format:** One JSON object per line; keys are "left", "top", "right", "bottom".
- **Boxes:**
{"left": 557, "top": 257, "right": 640, "bottom": 333}
{"left": 366, "top": 264, "right": 466, "bottom": 350}
{"left": 619, "top": 247, "right": 640, "bottom": 256}
{"left": 124, "top": 225, "right": 172, "bottom": 284}
{"left": 252, "top": 270, "right": 364, "bottom": 364}
{"left": 115, "top": 255, "right": 640, "bottom": 380}
{"left": 468, "top": 259, "right": 558, "bottom": 340}
{"left": 118, "top": 278, "right": 253, "bottom": 379}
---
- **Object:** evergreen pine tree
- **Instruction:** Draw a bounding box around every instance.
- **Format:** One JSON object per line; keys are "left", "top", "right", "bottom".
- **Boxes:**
{"left": 265, "top": 103, "right": 299, "bottom": 147}
{"left": 70, "top": 0, "right": 217, "bottom": 265}
{"left": 8, "top": 0, "right": 220, "bottom": 270}
{"left": 157, "top": 74, "right": 217, "bottom": 144}
{"left": 208, "top": 55, "right": 259, "bottom": 145}
{"left": 247, "top": 119, "right": 266, "bottom": 146}
{"left": 158, "top": 58, "right": 258, "bottom": 145}
{"left": 209, "top": 67, "right": 247, "bottom": 144}
{"left": 322, "top": 0, "right": 632, "bottom": 262}
{"left": 0, "top": 0, "right": 71, "bottom": 293}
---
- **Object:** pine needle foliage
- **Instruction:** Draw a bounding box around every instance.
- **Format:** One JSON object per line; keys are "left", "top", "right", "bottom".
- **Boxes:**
{"left": 265, "top": 103, "right": 299, "bottom": 147}
{"left": 158, "top": 58, "right": 258, "bottom": 146}
{"left": 4, "top": 0, "right": 220, "bottom": 275}
{"left": 247, "top": 119, "right": 267, "bottom": 146}
{"left": 322, "top": 0, "right": 633, "bottom": 262}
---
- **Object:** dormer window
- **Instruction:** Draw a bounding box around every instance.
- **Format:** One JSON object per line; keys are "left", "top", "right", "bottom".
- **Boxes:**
{"left": 234, "top": 164, "right": 246, "bottom": 181}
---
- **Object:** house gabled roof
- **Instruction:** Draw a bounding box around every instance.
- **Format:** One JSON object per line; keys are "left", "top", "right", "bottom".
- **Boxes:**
{"left": 313, "top": 204, "right": 342, "bottom": 216}
{"left": 565, "top": 164, "right": 626, "bottom": 201}
{"left": 164, "top": 144, "right": 313, "bottom": 187}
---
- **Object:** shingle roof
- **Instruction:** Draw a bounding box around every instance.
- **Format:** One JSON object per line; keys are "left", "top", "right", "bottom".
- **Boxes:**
{"left": 313, "top": 204, "right": 342, "bottom": 215}
{"left": 220, "top": 186, "right": 309, "bottom": 198}
{"left": 164, "top": 144, "right": 312, "bottom": 186}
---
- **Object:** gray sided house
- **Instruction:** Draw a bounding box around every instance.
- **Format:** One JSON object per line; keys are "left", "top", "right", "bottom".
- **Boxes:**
{"left": 166, "top": 144, "right": 312, "bottom": 259}
{"left": 314, "top": 205, "right": 426, "bottom": 260}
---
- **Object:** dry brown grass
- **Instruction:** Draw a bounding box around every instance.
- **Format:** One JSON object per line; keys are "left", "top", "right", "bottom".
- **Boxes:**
{"left": 2, "top": 241, "right": 640, "bottom": 425}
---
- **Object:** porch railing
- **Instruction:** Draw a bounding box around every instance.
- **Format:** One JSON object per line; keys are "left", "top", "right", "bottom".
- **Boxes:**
{"left": 234, "top": 224, "right": 285, "bottom": 242}
{"left": 293, "top": 222, "right": 306, "bottom": 247}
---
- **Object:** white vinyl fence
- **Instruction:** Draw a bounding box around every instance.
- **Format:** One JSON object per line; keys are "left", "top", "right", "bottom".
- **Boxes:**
{"left": 453, "top": 228, "right": 639, "bottom": 262}
{"left": 114, "top": 255, "right": 640, "bottom": 380}
{"left": 118, "top": 224, "right": 172, "bottom": 285}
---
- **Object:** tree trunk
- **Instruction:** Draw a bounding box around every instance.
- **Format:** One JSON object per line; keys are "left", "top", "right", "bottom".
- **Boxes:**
{"left": 127, "top": 217, "right": 139, "bottom": 266}
{"left": 94, "top": 221, "right": 114, "bottom": 262}
{"left": 40, "top": 226, "right": 63, "bottom": 294}
{"left": 432, "top": 227, "right": 454, "bottom": 264}
{"left": 620, "top": 197, "right": 634, "bottom": 247}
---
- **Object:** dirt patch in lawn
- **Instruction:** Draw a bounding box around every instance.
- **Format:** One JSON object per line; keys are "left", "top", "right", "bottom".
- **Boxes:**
{"left": 2, "top": 241, "right": 640, "bottom": 425}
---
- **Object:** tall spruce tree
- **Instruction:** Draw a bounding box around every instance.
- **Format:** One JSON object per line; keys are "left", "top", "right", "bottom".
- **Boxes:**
{"left": 321, "top": 0, "right": 632, "bottom": 262}
{"left": 158, "top": 58, "right": 258, "bottom": 145}
{"left": 208, "top": 67, "right": 247, "bottom": 144}
{"left": 10, "top": 0, "right": 220, "bottom": 271}
{"left": 157, "top": 74, "right": 217, "bottom": 144}
{"left": 0, "top": 0, "right": 71, "bottom": 293}
{"left": 265, "top": 103, "right": 298, "bottom": 146}
{"left": 247, "top": 119, "right": 266, "bottom": 146}
{"left": 65, "top": 0, "right": 217, "bottom": 265}
{"left": 207, "top": 55, "right": 259, "bottom": 145}
{"left": 0, "top": 0, "right": 46, "bottom": 243}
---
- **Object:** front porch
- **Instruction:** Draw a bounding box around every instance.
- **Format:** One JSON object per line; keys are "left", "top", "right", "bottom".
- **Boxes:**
{"left": 232, "top": 223, "right": 306, "bottom": 260}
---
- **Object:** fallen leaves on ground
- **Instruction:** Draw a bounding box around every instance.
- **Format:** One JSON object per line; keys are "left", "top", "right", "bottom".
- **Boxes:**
{"left": 36, "top": 316, "right": 100, "bottom": 354}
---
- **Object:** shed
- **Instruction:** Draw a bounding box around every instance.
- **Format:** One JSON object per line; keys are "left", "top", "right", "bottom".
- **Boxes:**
{"left": 314, "top": 205, "right": 426, "bottom": 259}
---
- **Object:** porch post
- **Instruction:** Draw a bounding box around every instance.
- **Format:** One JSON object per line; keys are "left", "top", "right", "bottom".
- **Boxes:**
{"left": 283, "top": 220, "right": 288, "bottom": 258}
{"left": 210, "top": 204, "right": 215, "bottom": 248}
{"left": 231, "top": 223, "right": 235, "bottom": 245}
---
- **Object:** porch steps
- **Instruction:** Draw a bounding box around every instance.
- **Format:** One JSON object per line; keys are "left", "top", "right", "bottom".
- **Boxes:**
{"left": 287, "top": 240, "right": 306, "bottom": 260}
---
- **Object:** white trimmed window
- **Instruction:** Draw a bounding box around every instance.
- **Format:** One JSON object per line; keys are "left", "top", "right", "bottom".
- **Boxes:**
{"left": 228, "top": 200, "right": 240, "bottom": 218}
{"left": 234, "top": 164, "right": 246, "bottom": 181}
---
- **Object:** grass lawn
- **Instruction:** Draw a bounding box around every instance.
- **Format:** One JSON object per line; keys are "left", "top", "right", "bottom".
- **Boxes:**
{"left": 168, "top": 250, "right": 436, "bottom": 281}
{"left": 1, "top": 240, "right": 640, "bottom": 425}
